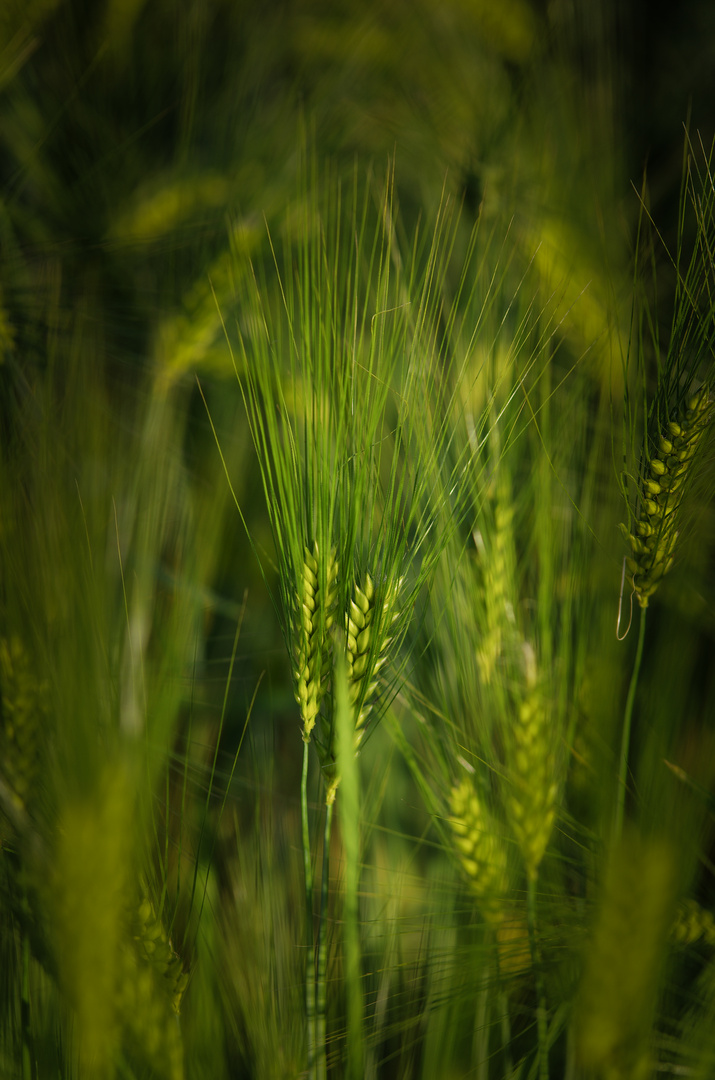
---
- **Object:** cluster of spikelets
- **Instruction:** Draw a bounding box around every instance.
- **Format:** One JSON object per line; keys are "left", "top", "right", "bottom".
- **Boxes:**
{"left": 471, "top": 480, "right": 558, "bottom": 887}
{"left": 475, "top": 499, "right": 516, "bottom": 687}
{"left": 0, "top": 635, "right": 48, "bottom": 815}
{"left": 134, "top": 893, "right": 190, "bottom": 1018}
{"left": 573, "top": 831, "right": 675, "bottom": 1080}
{"left": 117, "top": 893, "right": 188, "bottom": 1080}
{"left": 506, "top": 646, "right": 558, "bottom": 884}
{"left": 345, "top": 572, "right": 402, "bottom": 750}
{"left": 622, "top": 386, "right": 712, "bottom": 607}
{"left": 294, "top": 541, "right": 339, "bottom": 743}
{"left": 448, "top": 777, "right": 509, "bottom": 928}
{"left": 671, "top": 897, "right": 715, "bottom": 948}
{"left": 293, "top": 541, "right": 402, "bottom": 793}
{"left": 49, "top": 771, "right": 188, "bottom": 1079}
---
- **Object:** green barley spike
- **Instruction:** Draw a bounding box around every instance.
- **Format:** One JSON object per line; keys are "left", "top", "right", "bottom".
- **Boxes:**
{"left": 116, "top": 936, "right": 185, "bottom": 1080}
{"left": 671, "top": 898, "right": 715, "bottom": 949}
{"left": 346, "top": 573, "right": 402, "bottom": 750}
{"left": 476, "top": 486, "right": 517, "bottom": 687}
{"left": 449, "top": 777, "right": 508, "bottom": 927}
{"left": 0, "top": 635, "right": 47, "bottom": 814}
{"left": 293, "top": 542, "right": 338, "bottom": 741}
{"left": 621, "top": 386, "right": 712, "bottom": 607}
{"left": 506, "top": 648, "right": 557, "bottom": 882}
{"left": 573, "top": 831, "right": 675, "bottom": 1080}
{"left": 134, "top": 893, "right": 189, "bottom": 1016}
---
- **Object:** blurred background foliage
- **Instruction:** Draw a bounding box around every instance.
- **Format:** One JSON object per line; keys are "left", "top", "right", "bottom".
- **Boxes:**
{"left": 2, "top": 0, "right": 712, "bottom": 720}
{"left": 2, "top": 0, "right": 715, "bottom": 1075}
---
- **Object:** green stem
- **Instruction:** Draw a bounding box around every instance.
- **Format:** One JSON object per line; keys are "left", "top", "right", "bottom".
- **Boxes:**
{"left": 498, "top": 990, "right": 513, "bottom": 1079}
{"left": 615, "top": 605, "right": 647, "bottom": 840}
{"left": 315, "top": 797, "right": 334, "bottom": 1080}
{"left": 21, "top": 933, "right": 32, "bottom": 1080}
{"left": 527, "top": 876, "right": 548, "bottom": 1080}
{"left": 474, "top": 976, "right": 488, "bottom": 1080}
{"left": 301, "top": 740, "right": 316, "bottom": 1078}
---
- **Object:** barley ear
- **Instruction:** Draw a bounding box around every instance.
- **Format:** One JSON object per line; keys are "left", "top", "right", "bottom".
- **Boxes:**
{"left": 573, "top": 831, "right": 675, "bottom": 1080}
{"left": 346, "top": 573, "right": 402, "bottom": 751}
{"left": 476, "top": 498, "right": 516, "bottom": 686}
{"left": 49, "top": 768, "right": 132, "bottom": 1071}
{"left": 622, "top": 386, "right": 712, "bottom": 607}
{"left": 113, "top": 892, "right": 187, "bottom": 1079}
{"left": 671, "top": 898, "right": 715, "bottom": 948}
{"left": 506, "top": 648, "right": 557, "bottom": 883}
{"left": 134, "top": 893, "right": 189, "bottom": 1016}
{"left": 449, "top": 777, "right": 508, "bottom": 927}
{"left": 293, "top": 542, "right": 338, "bottom": 742}
{"left": 117, "top": 935, "right": 185, "bottom": 1080}
{"left": 0, "top": 635, "right": 48, "bottom": 815}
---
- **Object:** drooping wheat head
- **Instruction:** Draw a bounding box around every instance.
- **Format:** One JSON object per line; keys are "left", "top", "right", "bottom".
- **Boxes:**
{"left": 621, "top": 386, "right": 712, "bottom": 607}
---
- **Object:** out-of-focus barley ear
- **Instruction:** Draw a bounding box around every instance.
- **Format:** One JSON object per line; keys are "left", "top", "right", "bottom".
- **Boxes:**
{"left": 113, "top": 891, "right": 187, "bottom": 1080}
{"left": 448, "top": 777, "right": 508, "bottom": 928}
{"left": 347, "top": 572, "right": 403, "bottom": 752}
{"left": 475, "top": 474, "right": 517, "bottom": 687}
{"left": 0, "top": 635, "right": 48, "bottom": 815}
{"left": 495, "top": 913, "right": 532, "bottom": 977}
{"left": 671, "top": 898, "right": 715, "bottom": 948}
{"left": 505, "top": 645, "right": 557, "bottom": 883}
{"left": 117, "top": 938, "right": 185, "bottom": 1080}
{"left": 572, "top": 830, "right": 676, "bottom": 1080}
{"left": 134, "top": 892, "right": 189, "bottom": 1016}
{"left": 48, "top": 766, "right": 133, "bottom": 1073}
{"left": 293, "top": 542, "right": 338, "bottom": 742}
{"left": 621, "top": 386, "right": 712, "bottom": 608}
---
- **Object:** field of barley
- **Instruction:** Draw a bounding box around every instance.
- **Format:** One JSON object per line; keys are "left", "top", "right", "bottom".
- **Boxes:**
{"left": 2, "top": 2, "right": 715, "bottom": 1078}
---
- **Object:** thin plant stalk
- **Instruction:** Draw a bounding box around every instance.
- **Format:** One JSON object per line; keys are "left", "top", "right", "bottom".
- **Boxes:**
{"left": 335, "top": 650, "right": 364, "bottom": 1079}
{"left": 527, "top": 877, "right": 549, "bottom": 1080}
{"left": 474, "top": 977, "right": 489, "bottom": 1080}
{"left": 21, "top": 934, "right": 32, "bottom": 1080}
{"left": 315, "top": 798, "right": 335, "bottom": 1080}
{"left": 494, "top": 946, "right": 514, "bottom": 1077}
{"left": 498, "top": 989, "right": 513, "bottom": 1078}
{"left": 302, "top": 739, "right": 317, "bottom": 1075}
{"left": 615, "top": 606, "right": 647, "bottom": 840}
